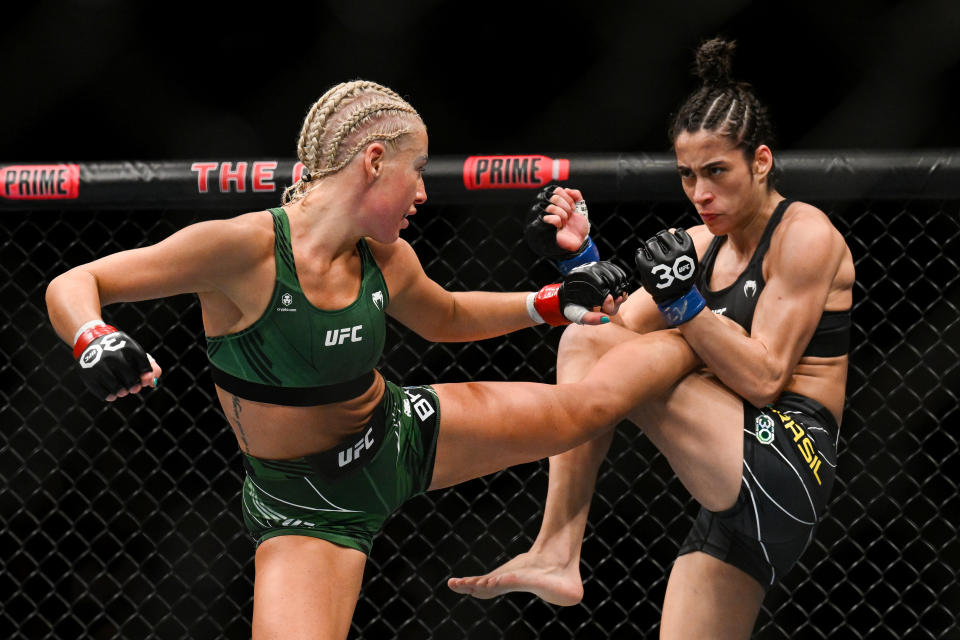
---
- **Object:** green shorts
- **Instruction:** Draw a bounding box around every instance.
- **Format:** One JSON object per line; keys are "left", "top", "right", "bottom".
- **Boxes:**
{"left": 241, "top": 382, "right": 441, "bottom": 555}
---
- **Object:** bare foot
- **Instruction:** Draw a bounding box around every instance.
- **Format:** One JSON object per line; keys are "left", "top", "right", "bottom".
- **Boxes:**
{"left": 447, "top": 551, "right": 584, "bottom": 606}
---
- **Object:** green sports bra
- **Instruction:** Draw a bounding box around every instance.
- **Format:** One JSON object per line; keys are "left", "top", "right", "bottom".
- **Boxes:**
{"left": 206, "top": 208, "right": 389, "bottom": 405}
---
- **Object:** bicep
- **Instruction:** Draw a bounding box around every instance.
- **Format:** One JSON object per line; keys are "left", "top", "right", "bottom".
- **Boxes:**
{"left": 750, "top": 231, "right": 842, "bottom": 371}
{"left": 750, "top": 280, "right": 826, "bottom": 371}
{"left": 81, "top": 221, "right": 251, "bottom": 305}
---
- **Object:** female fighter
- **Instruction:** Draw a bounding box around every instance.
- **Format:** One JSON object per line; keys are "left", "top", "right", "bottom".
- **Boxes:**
{"left": 450, "top": 38, "right": 855, "bottom": 639}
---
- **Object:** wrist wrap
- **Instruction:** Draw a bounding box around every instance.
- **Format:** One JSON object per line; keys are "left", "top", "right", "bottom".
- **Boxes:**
{"left": 73, "top": 324, "right": 118, "bottom": 359}
{"left": 556, "top": 236, "right": 600, "bottom": 274}
{"left": 533, "top": 284, "right": 572, "bottom": 326}
{"left": 657, "top": 286, "right": 707, "bottom": 326}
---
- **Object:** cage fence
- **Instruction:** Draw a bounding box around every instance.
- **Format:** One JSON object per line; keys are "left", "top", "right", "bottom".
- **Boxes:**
{"left": 1, "top": 154, "right": 958, "bottom": 639}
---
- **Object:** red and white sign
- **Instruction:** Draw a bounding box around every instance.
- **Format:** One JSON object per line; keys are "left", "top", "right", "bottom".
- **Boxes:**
{"left": 463, "top": 155, "right": 570, "bottom": 190}
{"left": 0, "top": 164, "right": 80, "bottom": 200}
{"left": 190, "top": 161, "right": 284, "bottom": 193}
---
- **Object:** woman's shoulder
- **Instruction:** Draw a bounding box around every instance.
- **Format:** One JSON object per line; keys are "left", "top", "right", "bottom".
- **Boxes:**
{"left": 777, "top": 200, "right": 843, "bottom": 247}
{"left": 685, "top": 223, "right": 716, "bottom": 257}
{"left": 158, "top": 210, "right": 276, "bottom": 274}
{"left": 783, "top": 199, "right": 829, "bottom": 222}
{"left": 190, "top": 210, "right": 274, "bottom": 249}
{"left": 225, "top": 209, "right": 276, "bottom": 234}
{"left": 769, "top": 200, "right": 850, "bottom": 274}
{"left": 362, "top": 237, "right": 427, "bottom": 296}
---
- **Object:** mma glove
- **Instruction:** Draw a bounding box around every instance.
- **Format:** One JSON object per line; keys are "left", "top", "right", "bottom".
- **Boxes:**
{"left": 73, "top": 321, "right": 153, "bottom": 399}
{"left": 635, "top": 228, "right": 707, "bottom": 326}
{"left": 524, "top": 184, "right": 599, "bottom": 274}
{"left": 528, "top": 261, "right": 630, "bottom": 326}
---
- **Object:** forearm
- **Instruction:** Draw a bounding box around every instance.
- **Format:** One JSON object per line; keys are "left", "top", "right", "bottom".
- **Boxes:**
{"left": 428, "top": 291, "right": 536, "bottom": 342}
{"left": 679, "top": 309, "right": 783, "bottom": 406}
{"left": 46, "top": 269, "right": 105, "bottom": 345}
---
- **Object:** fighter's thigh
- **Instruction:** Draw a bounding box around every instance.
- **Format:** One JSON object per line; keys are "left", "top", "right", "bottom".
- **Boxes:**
{"left": 630, "top": 372, "right": 745, "bottom": 512}
{"left": 253, "top": 535, "right": 366, "bottom": 640}
{"left": 429, "top": 383, "right": 566, "bottom": 490}
{"left": 427, "top": 330, "right": 701, "bottom": 490}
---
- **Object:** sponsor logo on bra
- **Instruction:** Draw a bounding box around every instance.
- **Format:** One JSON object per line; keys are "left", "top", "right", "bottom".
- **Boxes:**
{"left": 744, "top": 280, "right": 757, "bottom": 298}
{"left": 277, "top": 292, "right": 297, "bottom": 312}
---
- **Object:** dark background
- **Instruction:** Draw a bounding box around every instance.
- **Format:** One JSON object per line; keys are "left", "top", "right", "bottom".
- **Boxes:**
{"left": 3, "top": 0, "right": 960, "bottom": 163}
{"left": 3, "top": 2, "right": 960, "bottom": 639}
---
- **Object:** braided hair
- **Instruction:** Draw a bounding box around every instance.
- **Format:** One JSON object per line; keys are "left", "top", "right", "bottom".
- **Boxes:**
{"left": 670, "top": 38, "right": 780, "bottom": 187}
{"left": 282, "top": 80, "right": 423, "bottom": 204}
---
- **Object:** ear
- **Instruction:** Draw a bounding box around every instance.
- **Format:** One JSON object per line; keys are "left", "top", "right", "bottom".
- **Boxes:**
{"left": 363, "top": 142, "right": 387, "bottom": 182}
{"left": 753, "top": 145, "right": 773, "bottom": 180}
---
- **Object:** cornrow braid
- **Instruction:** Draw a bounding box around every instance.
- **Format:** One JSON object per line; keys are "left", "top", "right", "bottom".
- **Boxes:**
{"left": 282, "top": 80, "right": 423, "bottom": 204}
{"left": 323, "top": 102, "right": 419, "bottom": 167}
{"left": 669, "top": 38, "right": 780, "bottom": 187}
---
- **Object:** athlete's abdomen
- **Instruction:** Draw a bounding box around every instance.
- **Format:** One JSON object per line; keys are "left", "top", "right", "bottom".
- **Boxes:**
{"left": 784, "top": 356, "right": 848, "bottom": 426}
{"left": 214, "top": 371, "right": 386, "bottom": 459}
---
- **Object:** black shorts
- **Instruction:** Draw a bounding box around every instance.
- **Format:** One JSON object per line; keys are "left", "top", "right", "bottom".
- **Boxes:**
{"left": 677, "top": 392, "right": 839, "bottom": 589}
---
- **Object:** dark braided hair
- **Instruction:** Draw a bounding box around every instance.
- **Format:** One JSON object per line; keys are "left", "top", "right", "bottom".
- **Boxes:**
{"left": 670, "top": 38, "right": 780, "bottom": 187}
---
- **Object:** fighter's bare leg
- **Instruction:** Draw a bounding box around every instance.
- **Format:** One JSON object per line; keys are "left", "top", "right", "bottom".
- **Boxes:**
{"left": 427, "top": 328, "right": 697, "bottom": 491}
{"left": 660, "top": 552, "right": 765, "bottom": 640}
{"left": 443, "top": 427, "right": 615, "bottom": 605}
{"left": 432, "top": 329, "right": 698, "bottom": 594}
{"left": 449, "top": 326, "right": 747, "bottom": 605}
{"left": 447, "top": 322, "right": 628, "bottom": 604}
{"left": 252, "top": 536, "right": 367, "bottom": 640}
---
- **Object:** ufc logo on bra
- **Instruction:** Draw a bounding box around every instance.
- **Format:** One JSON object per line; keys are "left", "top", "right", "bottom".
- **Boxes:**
{"left": 325, "top": 325, "right": 363, "bottom": 346}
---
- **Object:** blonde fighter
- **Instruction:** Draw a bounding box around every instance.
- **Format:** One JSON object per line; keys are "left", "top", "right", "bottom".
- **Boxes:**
{"left": 47, "top": 80, "right": 705, "bottom": 639}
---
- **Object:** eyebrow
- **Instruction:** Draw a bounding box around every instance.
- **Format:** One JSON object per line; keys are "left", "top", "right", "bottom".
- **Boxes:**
{"left": 676, "top": 159, "right": 727, "bottom": 171}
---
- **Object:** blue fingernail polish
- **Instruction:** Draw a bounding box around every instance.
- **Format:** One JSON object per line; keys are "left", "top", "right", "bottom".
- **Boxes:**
{"left": 601, "top": 317, "right": 610, "bottom": 324}
{"left": 153, "top": 378, "right": 158, "bottom": 387}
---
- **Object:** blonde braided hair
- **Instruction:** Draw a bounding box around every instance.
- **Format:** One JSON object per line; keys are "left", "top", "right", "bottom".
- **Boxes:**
{"left": 282, "top": 80, "right": 422, "bottom": 204}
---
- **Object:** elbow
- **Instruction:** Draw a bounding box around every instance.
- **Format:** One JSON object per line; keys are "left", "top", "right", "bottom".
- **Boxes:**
{"left": 744, "top": 389, "right": 777, "bottom": 410}
{"left": 46, "top": 267, "right": 98, "bottom": 314}
{"left": 743, "top": 366, "right": 789, "bottom": 408}
{"left": 45, "top": 271, "right": 70, "bottom": 309}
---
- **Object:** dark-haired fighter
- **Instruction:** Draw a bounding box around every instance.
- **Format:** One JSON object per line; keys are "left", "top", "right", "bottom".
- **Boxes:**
{"left": 449, "top": 38, "right": 854, "bottom": 639}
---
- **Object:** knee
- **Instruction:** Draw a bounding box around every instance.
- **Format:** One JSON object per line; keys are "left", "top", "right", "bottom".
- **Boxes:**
{"left": 558, "top": 323, "right": 598, "bottom": 354}
{"left": 557, "top": 323, "right": 613, "bottom": 377}
{"left": 571, "top": 381, "right": 627, "bottom": 432}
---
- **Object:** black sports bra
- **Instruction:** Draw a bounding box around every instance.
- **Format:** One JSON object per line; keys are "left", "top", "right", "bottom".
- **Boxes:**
{"left": 697, "top": 199, "right": 851, "bottom": 357}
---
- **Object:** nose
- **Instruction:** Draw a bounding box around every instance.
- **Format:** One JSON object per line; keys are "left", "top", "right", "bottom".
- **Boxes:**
{"left": 693, "top": 179, "right": 713, "bottom": 206}
{"left": 415, "top": 177, "right": 427, "bottom": 205}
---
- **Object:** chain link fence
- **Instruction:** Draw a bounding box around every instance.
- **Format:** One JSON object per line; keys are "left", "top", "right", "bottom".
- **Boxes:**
{"left": 2, "top": 161, "right": 959, "bottom": 638}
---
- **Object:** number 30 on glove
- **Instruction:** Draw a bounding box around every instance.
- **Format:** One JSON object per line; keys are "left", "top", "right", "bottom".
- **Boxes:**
{"left": 635, "top": 228, "right": 706, "bottom": 326}
{"left": 73, "top": 323, "right": 154, "bottom": 400}
{"left": 528, "top": 261, "right": 630, "bottom": 326}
